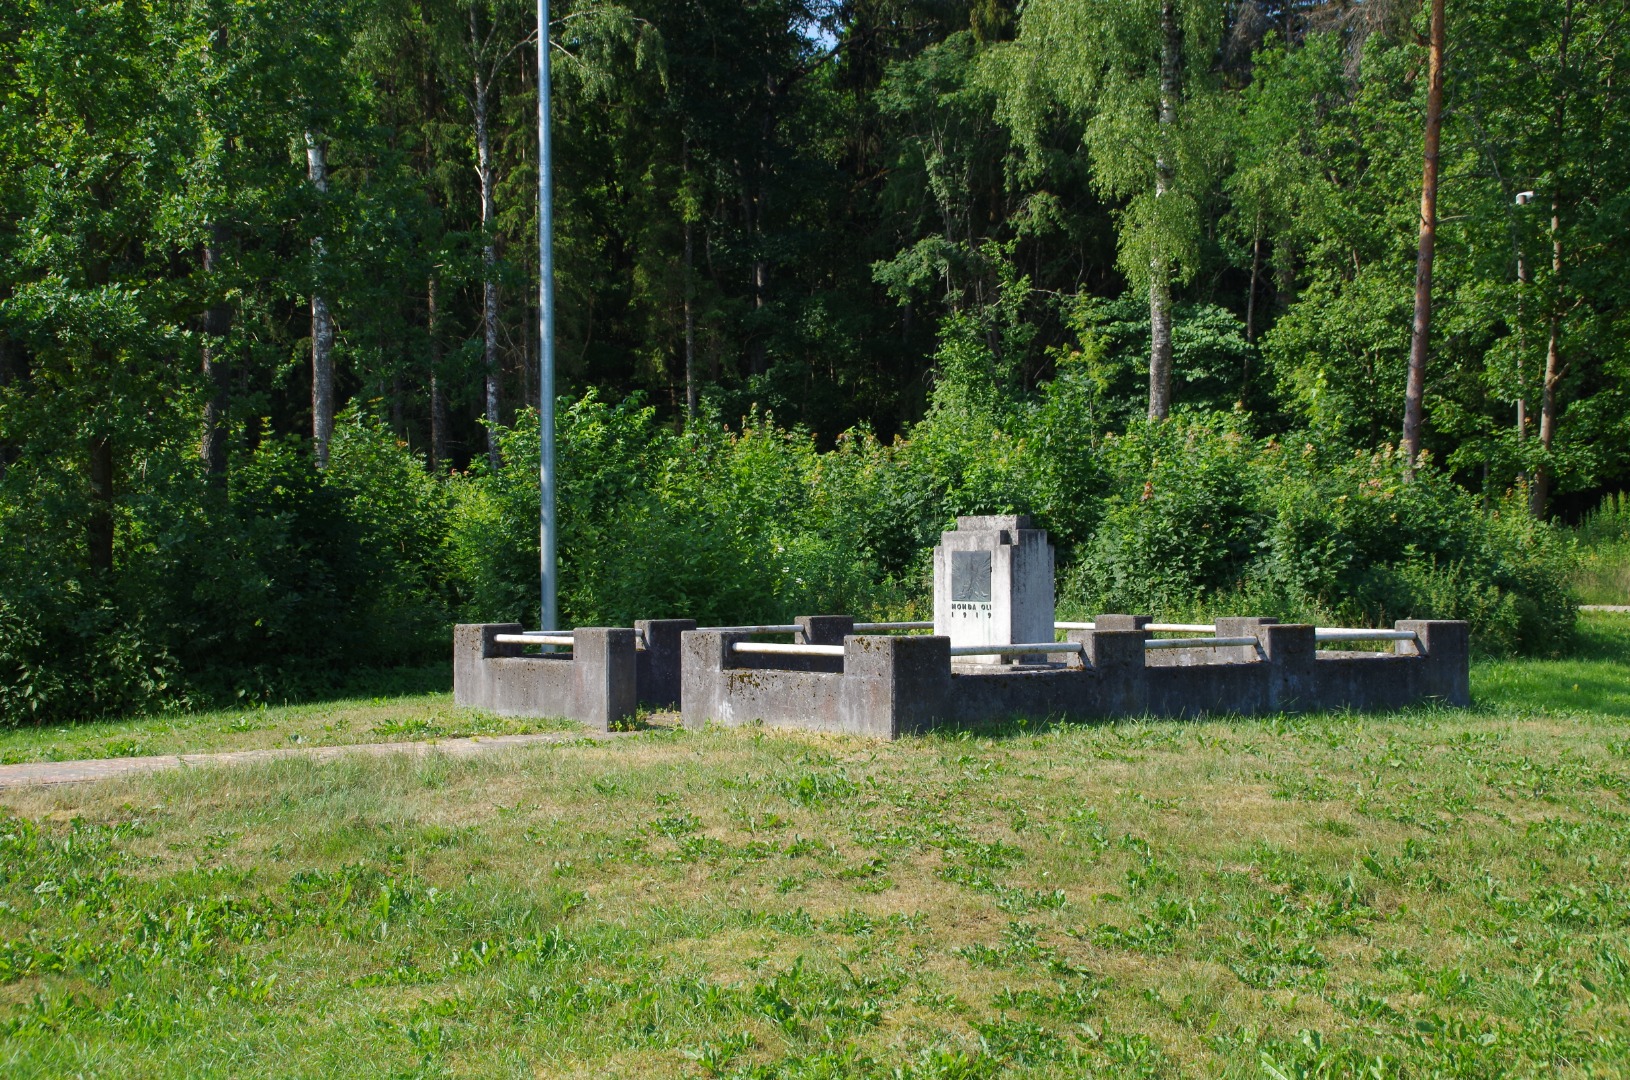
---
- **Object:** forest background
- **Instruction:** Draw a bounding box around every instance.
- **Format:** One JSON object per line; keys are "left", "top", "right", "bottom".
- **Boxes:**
{"left": 1, "top": 0, "right": 1626, "bottom": 725}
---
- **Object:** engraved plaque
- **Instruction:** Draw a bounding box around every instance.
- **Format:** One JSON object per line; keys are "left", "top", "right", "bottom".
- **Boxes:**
{"left": 951, "top": 550, "right": 991, "bottom": 603}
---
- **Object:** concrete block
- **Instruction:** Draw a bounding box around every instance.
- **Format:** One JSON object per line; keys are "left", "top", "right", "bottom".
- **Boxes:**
{"left": 1260, "top": 623, "right": 1316, "bottom": 711}
{"left": 796, "top": 615, "right": 855, "bottom": 646}
{"left": 1397, "top": 620, "right": 1471, "bottom": 706}
{"left": 635, "top": 618, "right": 695, "bottom": 708}
{"left": 1216, "top": 617, "right": 1273, "bottom": 665}
{"left": 1093, "top": 614, "right": 1152, "bottom": 632}
{"left": 1082, "top": 628, "right": 1147, "bottom": 716}
{"left": 841, "top": 635, "right": 951, "bottom": 737}
{"left": 453, "top": 623, "right": 639, "bottom": 727}
{"left": 571, "top": 628, "right": 638, "bottom": 731}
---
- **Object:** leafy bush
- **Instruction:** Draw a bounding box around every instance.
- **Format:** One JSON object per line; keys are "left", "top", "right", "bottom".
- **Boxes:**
{"left": 1061, "top": 419, "right": 1576, "bottom": 655}
{"left": 0, "top": 415, "right": 452, "bottom": 726}
{"left": 445, "top": 394, "right": 918, "bottom": 630}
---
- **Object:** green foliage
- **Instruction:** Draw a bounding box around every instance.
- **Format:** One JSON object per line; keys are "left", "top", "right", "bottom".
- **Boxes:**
{"left": 1571, "top": 493, "right": 1630, "bottom": 605}
{"left": 446, "top": 393, "right": 916, "bottom": 629}
{"left": 0, "top": 417, "right": 452, "bottom": 726}
{"left": 1063, "top": 415, "right": 1575, "bottom": 654}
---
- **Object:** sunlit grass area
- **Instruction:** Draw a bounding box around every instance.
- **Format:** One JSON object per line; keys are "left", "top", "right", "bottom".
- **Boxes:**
{"left": 0, "top": 615, "right": 1626, "bottom": 1077}
{"left": 0, "top": 665, "right": 575, "bottom": 766}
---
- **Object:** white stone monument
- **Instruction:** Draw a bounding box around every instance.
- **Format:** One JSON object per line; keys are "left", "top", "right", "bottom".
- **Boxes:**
{"left": 932, "top": 515, "right": 1054, "bottom": 664}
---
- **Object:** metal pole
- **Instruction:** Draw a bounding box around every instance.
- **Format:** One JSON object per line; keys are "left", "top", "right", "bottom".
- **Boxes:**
{"left": 537, "top": 0, "right": 558, "bottom": 633}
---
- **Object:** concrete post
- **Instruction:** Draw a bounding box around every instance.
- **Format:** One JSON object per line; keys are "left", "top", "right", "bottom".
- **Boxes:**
{"left": 796, "top": 616, "right": 855, "bottom": 646}
{"left": 1260, "top": 623, "right": 1316, "bottom": 712}
{"left": 1081, "top": 628, "right": 1147, "bottom": 715}
{"left": 570, "top": 627, "right": 638, "bottom": 730}
{"left": 1396, "top": 620, "right": 1470, "bottom": 706}
{"left": 634, "top": 618, "right": 695, "bottom": 708}
{"left": 840, "top": 635, "right": 951, "bottom": 738}
{"left": 1216, "top": 617, "right": 1274, "bottom": 664}
{"left": 680, "top": 630, "right": 746, "bottom": 729}
{"left": 454, "top": 622, "right": 521, "bottom": 707}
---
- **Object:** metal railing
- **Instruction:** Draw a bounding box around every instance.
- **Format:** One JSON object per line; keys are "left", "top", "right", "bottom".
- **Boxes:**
{"left": 503, "top": 622, "right": 1423, "bottom": 655}
{"left": 1314, "top": 628, "right": 1417, "bottom": 643}
{"left": 496, "top": 634, "right": 574, "bottom": 647}
{"left": 1055, "top": 622, "right": 1214, "bottom": 633}
{"left": 733, "top": 642, "right": 844, "bottom": 657}
{"left": 950, "top": 642, "right": 1084, "bottom": 658}
{"left": 1055, "top": 621, "right": 1421, "bottom": 647}
{"left": 1143, "top": 636, "right": 1258, "bottom": 651}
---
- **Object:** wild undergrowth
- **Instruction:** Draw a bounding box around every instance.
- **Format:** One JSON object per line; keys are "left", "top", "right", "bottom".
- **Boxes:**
{"left": 1573, "top": 493, "right": 1630, "bottom": 606}
{"left": 0, "top": 615, "right": 1626, "bottom": 1077}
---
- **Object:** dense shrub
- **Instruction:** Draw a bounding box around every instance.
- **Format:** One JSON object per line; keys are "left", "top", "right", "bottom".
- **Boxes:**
{"left": 446, "top": 393, "right": 916, "bottom": 629}
{"left": 0, "top": 387, "right": 1580, "bottom": 726}
{"left": 1061, "top": 421, "right": 1576, "bottom": 655}
{"left": 0, "top": 415, "right": 452, "bottom": 725}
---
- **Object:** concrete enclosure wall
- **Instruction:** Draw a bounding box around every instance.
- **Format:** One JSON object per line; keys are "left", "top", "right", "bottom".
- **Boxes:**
{"left": 454, "top": 620, "right": 696, "bottom": 728}
{"left": 681, "top": 618, "right": 1470, "bottom": 740}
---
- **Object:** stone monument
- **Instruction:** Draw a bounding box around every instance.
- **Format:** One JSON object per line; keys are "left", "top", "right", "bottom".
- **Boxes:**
{"left": 932, "top": 515, "right": 1054, "bottom": 664}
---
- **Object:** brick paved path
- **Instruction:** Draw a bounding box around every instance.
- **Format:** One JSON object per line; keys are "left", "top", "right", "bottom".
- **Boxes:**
{"left": 0, "top": 730, "right": 625, "bottom": 791}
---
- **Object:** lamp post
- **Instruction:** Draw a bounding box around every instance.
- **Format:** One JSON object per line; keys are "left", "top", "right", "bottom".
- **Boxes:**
{"left": 537, "top": 0, "right": 558, "bottom": 633}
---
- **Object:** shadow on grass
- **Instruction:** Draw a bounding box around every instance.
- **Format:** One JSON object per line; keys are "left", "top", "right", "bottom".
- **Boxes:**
{"left": 1469, "top": 611, "right": 1630, "bottom": 718}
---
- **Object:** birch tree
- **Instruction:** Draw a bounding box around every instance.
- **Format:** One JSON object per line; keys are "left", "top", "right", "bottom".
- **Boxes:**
{"left": 304, "top": 131, "right": 336, "bottom": 467}
{"left": 1400, "top": 0, "right": 1445, "bottom": 472}
{"left": 992, "top": 0, "right": 1233, "bottom": 420}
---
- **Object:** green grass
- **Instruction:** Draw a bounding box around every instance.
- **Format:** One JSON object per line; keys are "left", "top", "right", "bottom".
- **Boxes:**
{"left": 1573, "top": 541, "right": 1630, "bottom": 606}
{"left": 0, "top": 615, "right": 1627, "bottom": 1077}
{"left": 0, "top": 668, "right": 576, "bottom": 766}
{"left": 1572, "top": 494, "right": 1630, "bottom": 605}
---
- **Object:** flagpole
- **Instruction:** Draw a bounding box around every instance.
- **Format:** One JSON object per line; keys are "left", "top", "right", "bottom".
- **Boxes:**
{"left": 537, "top": 0, "right": 558, "bottom": 633}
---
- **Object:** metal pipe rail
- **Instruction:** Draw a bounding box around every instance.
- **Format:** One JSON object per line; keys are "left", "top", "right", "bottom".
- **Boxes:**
{"left": 496, "top": 634, "right": 574, "bottom": 647}
{"left": 1054, "top": 622, "right": 1216, "bottom": 633}
{"left": 950, "top": 642, "right": 1084, "bottom": 657}
{"left": 1143, "top": 636, "right": 1258, "bottom": 651}
{"left": 1315, "top": 628, "right": 1418, "bottom": 643}
{"left": 732, "top": 642, "right": 845, "bottom": 657}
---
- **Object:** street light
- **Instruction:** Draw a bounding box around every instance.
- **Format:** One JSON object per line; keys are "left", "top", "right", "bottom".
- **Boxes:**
{"left": 538, "top": 0, "right": 557, "bottom": 634}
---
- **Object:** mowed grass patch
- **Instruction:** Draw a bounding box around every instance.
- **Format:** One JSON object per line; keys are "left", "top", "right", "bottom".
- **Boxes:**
{"left": 0, "top": 615, "right": 1625, "bottom": 1076}
{"left": 0, "top": 679, "right": 578, "bottom": 766}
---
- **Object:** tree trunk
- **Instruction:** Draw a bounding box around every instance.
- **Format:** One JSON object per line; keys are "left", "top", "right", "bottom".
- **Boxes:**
{"left": 200, "top": 223, "right": 232, "bottom": 480}
{"left": 1532, "top": 206, "right": 1565, "bottom": 517}
{"left": 0, "top": 330, "right": 12, "bottom": 478}
{"left": 1147, "top": 0, "right": 1180, "bottom": 422}
{"left": 428, "top": 273, "right": 448, "bottom": 471}
{"left": 88, "top": 396, "right": 114, "bottom": 574}
{"left": 1516, "top": 252, "right": 1528, "bottom": 442}
{"left": 199, "top": 26, "right": 232, "bottom": 481}
{"left": 1401, "top": 0, "right": 1445, "bottom": 472}
{"left": 1529, "top": 0, "right": 1572, "bottom": 520}
{"left": 307, "top": 131, "right": 334, "bottom": 469}
{"left": 1246, "top": 229, "right": 1261, "bottom": 343}
{"left": 474, "top": 27, "right": 501, "bottom": 471}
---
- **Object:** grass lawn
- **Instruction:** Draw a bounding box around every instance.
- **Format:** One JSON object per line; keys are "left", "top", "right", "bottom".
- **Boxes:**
{"left": 0, "top": 666, "right": 575, "bottom": 766}
{"left": 1, "top": 614, "right": 1627, "bottom": 1077}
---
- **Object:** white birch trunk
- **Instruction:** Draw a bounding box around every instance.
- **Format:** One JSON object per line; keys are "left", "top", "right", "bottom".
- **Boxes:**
{"left": 1148, "top": 0, "right": 1179, "bottom": 422}
{"left": 473, "top": 16, "right": 501, "bottom": 471}
{"left": 306, "top": 131, "right": 334, "bottom": 469}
